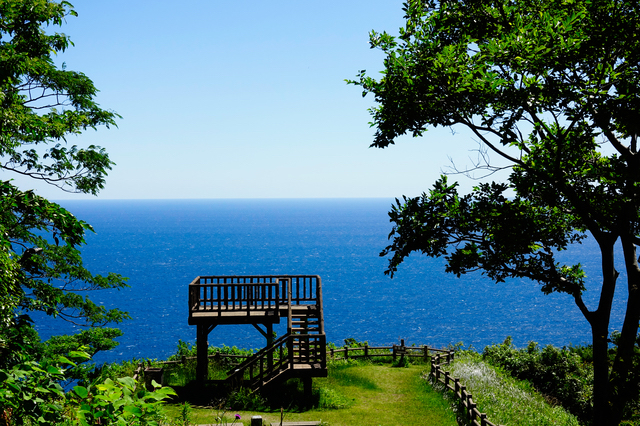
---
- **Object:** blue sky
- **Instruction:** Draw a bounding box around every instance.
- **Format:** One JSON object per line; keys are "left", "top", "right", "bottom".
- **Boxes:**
{"left": 11, "top": 0, "right": 493, "bottom": 200}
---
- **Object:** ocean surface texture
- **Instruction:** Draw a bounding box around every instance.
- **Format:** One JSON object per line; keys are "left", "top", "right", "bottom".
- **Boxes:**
{"left": 34, "top": 199, "right": 628, "bottom": 364}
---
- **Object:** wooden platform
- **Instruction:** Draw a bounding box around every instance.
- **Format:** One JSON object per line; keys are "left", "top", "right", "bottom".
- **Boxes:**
{"left": 188, "top": 275, "right": 327, "bottom": 387}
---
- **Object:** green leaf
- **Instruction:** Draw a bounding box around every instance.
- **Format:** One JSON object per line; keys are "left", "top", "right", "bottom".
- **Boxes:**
{"left": 73, "top": 385, "right": 89, "bottom": 399}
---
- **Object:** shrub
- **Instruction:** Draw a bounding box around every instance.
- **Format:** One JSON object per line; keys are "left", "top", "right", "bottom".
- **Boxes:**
{"left": 482, "top": 337, "right": 593, "bottom": 422}
{"left": 439, "top": 352, "right": 580, "bottom": 426}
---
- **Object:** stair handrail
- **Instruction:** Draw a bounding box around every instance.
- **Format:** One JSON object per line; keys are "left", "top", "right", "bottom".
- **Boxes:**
{"left": 225, "top": 334, "right": 292, "bottom": 389}
{"left": 224, "top": 332, "right": 327, "bottom": 390}
{"left": 225, "top": 333, "right": 289, "bottom": 377}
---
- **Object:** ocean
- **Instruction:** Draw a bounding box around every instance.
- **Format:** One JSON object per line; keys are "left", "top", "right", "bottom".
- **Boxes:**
{"left": 32, "top": 198, "right": 628, "bottom": 364}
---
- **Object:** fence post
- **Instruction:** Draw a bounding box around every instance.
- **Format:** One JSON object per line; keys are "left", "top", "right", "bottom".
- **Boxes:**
{"left": 444, "top": 371, "right": 450, "bottom": 388}
{"left": 344, "top": 345, "right": 349, "bottom": 360}
{"left": 430, "top": 357, "right": 435, "bottom": 380}
{"left": 364, "top": 344, "right": 369, "bottom": 358}
{"left": 330, "top": 347, "right": 334, "bottom": 359}
{"left": 468, "top": 396, "right": 476, "bottom": 421}
{"left": 480, "top": 413, "right": 487, "bottom": 426}
{"left": 423, "top": 345, "right": 429, "bottom": 362}
{"left": 392, "top": 345, "right": 396, "bottom": 362}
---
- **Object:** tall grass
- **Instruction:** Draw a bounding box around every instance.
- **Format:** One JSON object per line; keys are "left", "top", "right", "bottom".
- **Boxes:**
{"left": 439, "top": 352, "right": 581, "bottom": 426}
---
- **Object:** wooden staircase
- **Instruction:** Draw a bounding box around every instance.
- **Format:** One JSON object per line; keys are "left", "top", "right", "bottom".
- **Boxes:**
{"left": 188, "top": 275, "right": 327, "bottom": 391}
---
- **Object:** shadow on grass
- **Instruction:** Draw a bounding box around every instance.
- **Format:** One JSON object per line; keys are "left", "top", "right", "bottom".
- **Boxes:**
{"left": 168, "top": 378, "right": 324, "bottom": 412}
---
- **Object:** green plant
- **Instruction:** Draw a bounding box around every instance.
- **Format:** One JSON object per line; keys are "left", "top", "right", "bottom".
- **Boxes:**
{"left": 482, "top": 337, "right": 593, "bottom": 422}
{"left": 439, "top": 352, "right": 580, "bottom": 426}
{"left": 392, "top": 356, "right": 411, "bottom": 368}
{"left": 226, "top": 387, "right": 267, "bottom": 411}
{"left": 69, "top": 376, "right": 176, "bottom": 426}
{"left": 316, "top": 387, "right": 353, "bottom": 409}
{"left": 0, "top": 360, "right": 67, "bottom": 425}
{"left": 178, "top": 402, "right": 192, "bottom": 426}
{"left": 0, "top": 348, "right": 95, "bottom": 426}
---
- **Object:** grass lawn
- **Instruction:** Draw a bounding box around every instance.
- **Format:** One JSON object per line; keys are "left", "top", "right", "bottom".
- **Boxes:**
{"left": 165, "top": 363, "right": 458, "bottom": 426}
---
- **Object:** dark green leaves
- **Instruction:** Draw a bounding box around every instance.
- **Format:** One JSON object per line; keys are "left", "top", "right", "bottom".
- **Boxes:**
{"left": 0, "top": 0, "right": 120, "bottom": 194}
{"left": 382, "top": 176, "right": 586, "bottom": 295}
{"left": 0, "top": 0, "right": 126, "bottom": 364}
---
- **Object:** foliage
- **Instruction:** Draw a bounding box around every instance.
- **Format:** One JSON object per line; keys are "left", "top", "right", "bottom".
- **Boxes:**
{"left": 482, "top": 337, "right": 593, "bottom": 422}
{"left": 161, "top": 341, "right": 256, "bottom": 385}
{"left": 0, "top": 315, "right": 44, "bottom": 369}
{"left": 0, "top": 343, "right": 177, "bottom": 426}
{"left": 0, "top": 357, "right": 69, "bottom": 426}
{"left": 350, "top": 1, "right": 640, "bottom": 424}
{"left": 177, "top": 402, "right": 192, "bottom": 426}
{"left": 0, "top": 0, "right": 127, "bottom": 362}
{"left": 225, "top": 387, "right": 267, "bottom": 412}
{"left": 316, "top": 387, "right": 353, "bottom": 409}
{"left": 439, "top": 351, "right": 580, "bottom": 426}
{"left": 69, "top": 376, "right": 176, "bottom": 426}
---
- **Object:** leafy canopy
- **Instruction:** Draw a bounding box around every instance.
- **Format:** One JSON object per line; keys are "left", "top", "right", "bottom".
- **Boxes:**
{"left": 351, "top": 0, "right": 640, "bottom": 424}
{"left": 351, "top": 0, "right": 640, "bottom": 306}
{"left": 0, "top": 0, "right": 127, "bottom": 364}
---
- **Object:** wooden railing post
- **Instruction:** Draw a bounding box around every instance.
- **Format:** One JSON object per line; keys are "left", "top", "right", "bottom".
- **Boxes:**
{"left": 423, "top": 345, "right": 429, "bottom": 362}
{"left": 468, "top": 395, "right": 475, "bottom": 421}
{"left": 364, "top": 344, "right": 369, "bottom": 358}
{"left": 344, "top": 345, "right": 349, "bottom": 360}
{"left": 430, "top": 357, "right": 435, "bottom": 380}
{"left": 480, "top": 413, "right": 488, "bottom": 426}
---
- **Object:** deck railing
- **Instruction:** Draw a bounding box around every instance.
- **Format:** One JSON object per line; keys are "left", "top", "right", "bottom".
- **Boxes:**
{"left": 188, "top": 275, "right": 322, "bottom": 317}
{"left": 189, "top": 279, "right": 279, "bottom": 317}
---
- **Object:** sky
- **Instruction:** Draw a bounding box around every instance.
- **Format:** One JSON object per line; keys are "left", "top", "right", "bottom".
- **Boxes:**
{"left": 8, "top": 0, "right": 500, "bottom": 200}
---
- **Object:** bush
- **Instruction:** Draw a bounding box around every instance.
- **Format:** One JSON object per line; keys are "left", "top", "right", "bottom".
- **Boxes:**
{"left": 482, "top": 337, "right": 593, "bottom": 422}
{"left": 69, "top": 376, "right": 176, "bottom": 426}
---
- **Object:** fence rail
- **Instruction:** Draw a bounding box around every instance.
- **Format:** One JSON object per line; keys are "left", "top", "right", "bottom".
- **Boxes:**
{"left": 152, "top": 340, "right": 504, "bottom": 426}
{"left": 328, "top": 340, "right": 450, "bottom": 362}
{"left": 430, "top": 353, "right": 504, "bottom": 426}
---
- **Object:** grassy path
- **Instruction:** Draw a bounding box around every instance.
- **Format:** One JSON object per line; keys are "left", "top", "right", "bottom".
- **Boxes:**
{"left": 170, "top": 364, "right": 458, "bottom": 426}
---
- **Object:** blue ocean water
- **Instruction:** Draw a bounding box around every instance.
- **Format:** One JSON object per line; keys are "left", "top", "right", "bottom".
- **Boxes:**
{"left": 33, "top": 199, "right": 628, "bottom": 364}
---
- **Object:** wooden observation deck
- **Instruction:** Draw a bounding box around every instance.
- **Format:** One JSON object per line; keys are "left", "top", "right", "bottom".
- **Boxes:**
{"left": 188, "top": 275, "right": 327, "bottom": 392}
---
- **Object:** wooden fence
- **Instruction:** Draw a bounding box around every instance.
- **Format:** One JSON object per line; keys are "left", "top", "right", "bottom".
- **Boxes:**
{"left": 430, "top": 352, "right": 504, "bottom": 426}
{"left": 328, "top": 339, "right": 449, "bottom": 362}
{"left": 146, "top": 340, "right": 503, "bottom": 426}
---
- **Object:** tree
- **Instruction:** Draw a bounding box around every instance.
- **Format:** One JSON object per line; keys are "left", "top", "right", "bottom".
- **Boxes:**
{"left": 0, "top": 0, "right": 127, "bottom": 364}
{"left": 351, "top": 0, "right": 640, "bottom": 424}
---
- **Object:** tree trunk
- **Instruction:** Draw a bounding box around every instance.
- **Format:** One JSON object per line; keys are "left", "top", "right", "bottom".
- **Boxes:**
{"left": 608, "top": 237, "right": 640, "bottom": 426}
{"left": 590, "top": 236, "right": 618, "bottom": 425}
{"left": 592, "top": 319, "right": 612, "bottom": 425}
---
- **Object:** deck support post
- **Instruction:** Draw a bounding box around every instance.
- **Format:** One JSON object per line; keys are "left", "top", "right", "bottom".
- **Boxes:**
{"left": 196, "top": 324, "right": 215, "bottom": 383}
{"left": 252, "top": 323, "right": 275, "bottom": 370}
{"left": 266, "top": 323, "right": 274, "bottom": 371}
{"left": 303, "top": 377, "right": 313, "bottom": 401}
